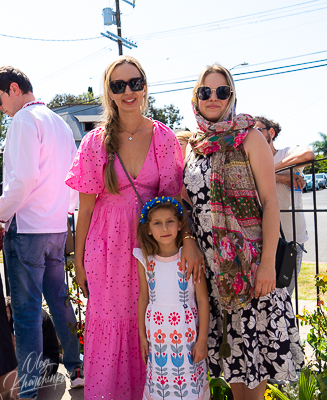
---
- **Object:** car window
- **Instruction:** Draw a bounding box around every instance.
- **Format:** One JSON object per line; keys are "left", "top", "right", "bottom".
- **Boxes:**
{"left": 316, "top": 174, "right": 323, "bottom": 179}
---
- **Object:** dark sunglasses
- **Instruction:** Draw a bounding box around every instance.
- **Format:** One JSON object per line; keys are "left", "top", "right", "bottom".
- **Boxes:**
{"left": 197, "top": 85, "right": 232, "bottom": 101}
{"left": 256, "top": 127, "right": 269, "bottom": 132}
{"left": 109, "top": 77, "right": 145, "bottom": 94}
{"left": 0, "top": 90, "right": 8, "bottom": 107}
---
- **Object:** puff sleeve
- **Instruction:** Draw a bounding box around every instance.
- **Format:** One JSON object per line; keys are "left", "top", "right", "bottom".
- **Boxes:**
{"left": 152, "top": 120, "right": 183, "bottom": 197}
{"left": 65, "top": 127, "right": 107, "bottom": 194}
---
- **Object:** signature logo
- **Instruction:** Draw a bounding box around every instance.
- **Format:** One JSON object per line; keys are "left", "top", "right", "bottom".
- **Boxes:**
{"left": 4, "top": 352, "right": 66, "bottom": 396}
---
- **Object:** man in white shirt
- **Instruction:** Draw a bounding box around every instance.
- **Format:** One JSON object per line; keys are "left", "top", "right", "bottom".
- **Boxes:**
{"left": 254, "top": 116, "right": 315, "bottom": 296}
{"left": 0, "top": 66, "right": 83, "bottom": 399}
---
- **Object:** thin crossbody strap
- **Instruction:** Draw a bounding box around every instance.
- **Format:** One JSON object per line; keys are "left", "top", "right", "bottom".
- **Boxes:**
{"left": 116, "top": 153, "right": 143, "bottom": 206}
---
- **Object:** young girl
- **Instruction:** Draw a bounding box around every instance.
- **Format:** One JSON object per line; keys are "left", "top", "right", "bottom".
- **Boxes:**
{"left": 133, "top": 196, "right": 210, "bottom": 400}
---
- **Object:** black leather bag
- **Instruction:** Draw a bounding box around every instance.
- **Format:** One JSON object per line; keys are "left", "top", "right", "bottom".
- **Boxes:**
{"left": 275, "top": 227, "right": 297, "bottom": 288}
{"left": 258, "top": 206, "right": 299, "bottom": 288}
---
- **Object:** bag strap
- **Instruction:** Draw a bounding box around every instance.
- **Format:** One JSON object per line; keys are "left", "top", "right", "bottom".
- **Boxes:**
{"left": 116, "top": 153, "right": 143, "bottom": 206}
{"left": 258, "top": 206, "right": 307, "bottom": 253}
{"left": 258, "top": 206, "right": 285, "bottom": 238}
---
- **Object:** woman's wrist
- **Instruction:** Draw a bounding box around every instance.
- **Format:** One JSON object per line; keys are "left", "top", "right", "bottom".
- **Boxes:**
{"left": 182, "top": 231, "right": 196, "bottom": 241}
{"left": 74, "top": 261, "right": 85, "bottom": 270}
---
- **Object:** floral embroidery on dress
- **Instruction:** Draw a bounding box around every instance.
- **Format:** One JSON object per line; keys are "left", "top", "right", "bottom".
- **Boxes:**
{"left": 133, "top": 248, "right": 209, "bottom": 399}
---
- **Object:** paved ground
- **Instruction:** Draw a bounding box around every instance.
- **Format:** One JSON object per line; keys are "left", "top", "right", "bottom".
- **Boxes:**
{"left": 301, "top": 188, "right": 327, "bottom": 263}
{"left": 37, "top": 364, "right": 84, "bottom": 400}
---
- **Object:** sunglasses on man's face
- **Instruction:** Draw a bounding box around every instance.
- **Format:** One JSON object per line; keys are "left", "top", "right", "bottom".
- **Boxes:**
{"left": 0, "top": 90, "right": 7, "bottom": 107}
{"left": 197, "top": 85, "right": 232, "bottom": 101}
{"left": 109, "top": 77, "right": 145, "bottom": 94}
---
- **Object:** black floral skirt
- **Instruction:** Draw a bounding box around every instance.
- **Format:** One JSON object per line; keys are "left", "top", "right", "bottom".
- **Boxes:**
{"left": 183, "top": 154, "right": 304, "bottom": 389}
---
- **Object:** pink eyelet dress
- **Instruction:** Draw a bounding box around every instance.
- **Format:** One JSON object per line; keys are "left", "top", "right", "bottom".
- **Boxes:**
{"left": 65, "top": 120, "right": 183, "bottom": 400}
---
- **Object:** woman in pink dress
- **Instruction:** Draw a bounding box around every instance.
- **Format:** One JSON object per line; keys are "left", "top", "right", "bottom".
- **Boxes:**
{"left": 65, "top": 56, "right": 203, "bottom": 400}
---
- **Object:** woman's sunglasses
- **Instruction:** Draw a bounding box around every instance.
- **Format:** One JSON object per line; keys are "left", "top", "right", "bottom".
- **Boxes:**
{"left": 197, "top": 85, "right": 232, "bottom": 101}
{"left": 109, "top": 77, "right": 145, "bottom": 94}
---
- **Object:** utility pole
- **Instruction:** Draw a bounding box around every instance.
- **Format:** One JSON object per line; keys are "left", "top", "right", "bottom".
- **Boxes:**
{"left": 101, "top": 1, "right": 137, "bottom": 54}
{"left": 115, "top": 0, "right": 123, "bottom": 55}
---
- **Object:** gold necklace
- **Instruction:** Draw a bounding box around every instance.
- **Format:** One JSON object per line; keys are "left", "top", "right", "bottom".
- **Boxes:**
{"left": 124, "top": 117, "right": 144, "bottom": 141}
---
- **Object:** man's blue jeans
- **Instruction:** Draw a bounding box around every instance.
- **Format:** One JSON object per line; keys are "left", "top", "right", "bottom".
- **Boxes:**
{"left": 4, "top": 216, "right": 82, "bottom": 399}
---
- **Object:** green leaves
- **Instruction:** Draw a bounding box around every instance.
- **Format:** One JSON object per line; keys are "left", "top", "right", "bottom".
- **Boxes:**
{"left": 145, "top": 96, "right": 183, "bottom": 130}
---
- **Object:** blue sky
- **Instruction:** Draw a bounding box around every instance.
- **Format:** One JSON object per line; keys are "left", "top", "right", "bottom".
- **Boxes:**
{"left": 1, "top": 0, "right": 327, "bottom": 149}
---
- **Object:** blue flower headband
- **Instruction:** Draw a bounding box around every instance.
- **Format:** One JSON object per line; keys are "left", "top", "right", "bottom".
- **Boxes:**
{"left": 140, "top": 196, "right": 183, "bottom": 224}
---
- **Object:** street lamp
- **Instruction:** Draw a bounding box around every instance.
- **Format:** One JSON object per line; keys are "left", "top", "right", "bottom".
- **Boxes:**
{"left": 230, "top": 62, "right": 248, "bottom": 70}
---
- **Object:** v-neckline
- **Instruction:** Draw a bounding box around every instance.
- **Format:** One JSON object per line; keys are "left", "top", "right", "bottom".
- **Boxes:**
{"left": 119, "top": 131, "right": 154, "bottom": 181}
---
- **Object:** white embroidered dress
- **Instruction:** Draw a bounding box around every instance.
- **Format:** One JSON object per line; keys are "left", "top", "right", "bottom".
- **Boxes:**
{"left": 133, "top": 248, "right": 209, "bottom": 400}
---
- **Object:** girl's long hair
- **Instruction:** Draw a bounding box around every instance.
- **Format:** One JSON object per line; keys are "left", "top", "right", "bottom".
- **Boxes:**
{"left": 137, "top": 202, "right": 185, "bottom": 262}
{"left": 100, "top": 55, "right": 148, "bottom": 194}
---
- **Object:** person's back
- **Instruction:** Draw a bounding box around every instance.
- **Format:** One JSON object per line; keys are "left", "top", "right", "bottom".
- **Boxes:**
{"left": 3, "top": 103, "right": 76, "bottom": 232}
{"left": 0, "top": 66, "right": 83, "bottom": 399}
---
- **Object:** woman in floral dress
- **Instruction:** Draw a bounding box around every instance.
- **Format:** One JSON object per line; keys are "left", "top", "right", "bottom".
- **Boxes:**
{"left": 183, "top": 63, "right": 304, "bottom": 400}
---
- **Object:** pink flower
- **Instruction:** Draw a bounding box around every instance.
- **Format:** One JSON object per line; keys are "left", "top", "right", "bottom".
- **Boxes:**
{"left": 146, "top": 309, "right": 152, "bottom": 321}
{"left": 220, "top": 237, "right": 236, "bottom": 261}
{"left": 173, "top": 376, "right": 186, "bottom": 386}
{"left": 168, "top": 312, "right": 180, "bottom": 326}
{"left": 197, "top": 365, "right": 204, "bottom": 375}
{"left": 191, "top": 307, "right": 197, "bottom": 319}
{"left": 157, "top": 376, "right": 168, "bottom": 385}
{"left": 153, "top": 311, "right": 164, "bottom": 325}
{"left": 232, "top": 272, "right": 244, "bottom": 295}
{"left": 185, "top": 310, "right": 193, "bottom": 324}
{"left": 234, "top": 131, "right": 247, "bottom": 148}
{"left": 191, "top": 373, "right": 197, "bottom": 382}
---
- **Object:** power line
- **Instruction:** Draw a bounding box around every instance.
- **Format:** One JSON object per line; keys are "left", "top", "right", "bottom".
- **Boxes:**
{"left": 149, "top": 58, "right": 327, "bottom": 87}
{"left": 149, "top": 49, "right": 327, "bottom": 85}
{"left": 246, "top": 49, "right": 327, "bottom": 68}
{"left": 149, "top": 62, "right": 327, "bottom": 95}
{"left": 35, "top": 47, "right": 113, "bottom": 84}
{"left": 0, "top": 33, "right": 103, "bottom": 42}
{"left": 132, "top": 0, "right": 327, "bottom": 40}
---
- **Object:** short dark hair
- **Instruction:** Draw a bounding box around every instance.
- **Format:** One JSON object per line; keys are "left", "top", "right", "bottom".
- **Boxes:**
{"left": 255, "top": 116, "right": 282, "bottom": 141}
{"left": 0, "top": 66, "right": 33, "bottom": 94}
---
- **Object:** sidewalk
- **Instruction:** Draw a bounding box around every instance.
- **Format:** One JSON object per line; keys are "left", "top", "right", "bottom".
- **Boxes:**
{"left": 37, "top": 365, "right": 84, "bottom": 400}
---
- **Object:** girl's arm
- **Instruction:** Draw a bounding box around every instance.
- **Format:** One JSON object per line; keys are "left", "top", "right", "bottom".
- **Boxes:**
{"left": 243, "top": 128, "right": 280, "bottom": 298}
{"left": 137, "top": 260, "right": 150, "bottom": 365}
{"left": 174, "top": 194, "right": 205, "bottom": 285}
{"left": 192, "top": 268, "right": 209, "bottom": 363}
{"left": 74, "top": 192, "right": 97, "bottom": 299}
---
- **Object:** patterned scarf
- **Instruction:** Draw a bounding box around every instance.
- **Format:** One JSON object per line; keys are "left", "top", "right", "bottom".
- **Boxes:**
{"left": 189, "top": 101, "right": 262, "bottom": 312}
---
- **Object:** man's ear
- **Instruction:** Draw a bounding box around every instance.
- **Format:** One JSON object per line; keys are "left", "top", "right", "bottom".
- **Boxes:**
{"left": 269, "top": 128, "right": 276, "bottom": 141}
{"left": 10, "top": 82, "right": 21, "bottom": 96}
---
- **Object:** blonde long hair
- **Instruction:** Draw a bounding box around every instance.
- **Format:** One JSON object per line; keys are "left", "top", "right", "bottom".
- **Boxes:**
{"left": 100, "top": 56, "right": 148, "bottom": 194}
{"left": 192, "top": 63, "right": 236, "bottom": 122}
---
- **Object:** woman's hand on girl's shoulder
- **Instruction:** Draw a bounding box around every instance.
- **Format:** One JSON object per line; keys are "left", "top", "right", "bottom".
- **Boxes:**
{"left": 181, "top": 239, "right": 205, "bottom": 284}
